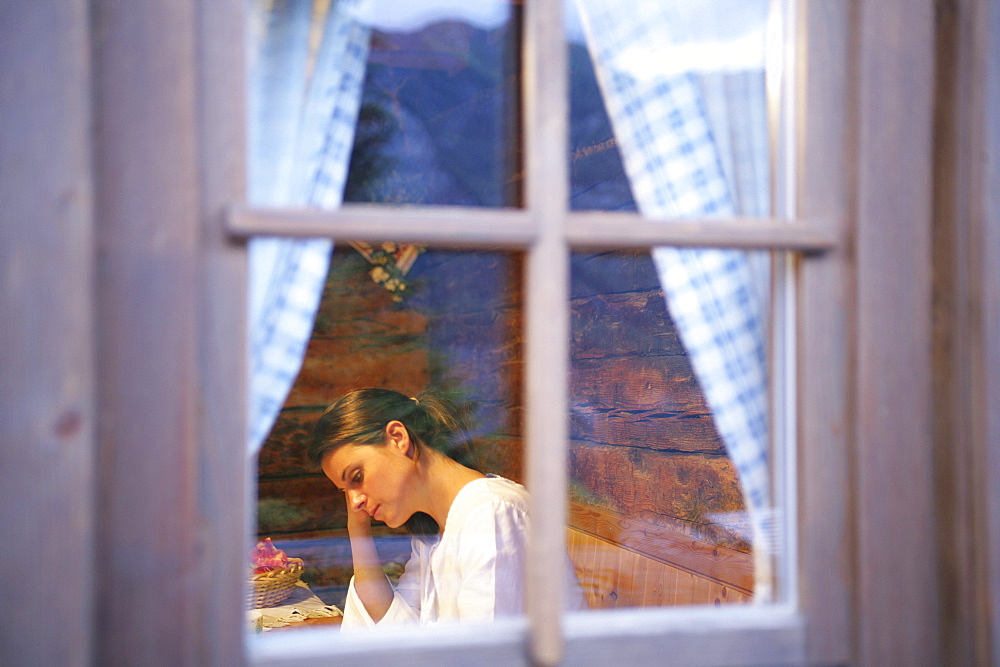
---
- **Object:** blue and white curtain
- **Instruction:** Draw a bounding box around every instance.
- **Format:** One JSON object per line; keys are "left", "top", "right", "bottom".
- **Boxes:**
{"left": 248, "top": 0, "right": 370, "bottom": 450}
{"left": 574, "top": 0, "right": 776, "bottom": 595}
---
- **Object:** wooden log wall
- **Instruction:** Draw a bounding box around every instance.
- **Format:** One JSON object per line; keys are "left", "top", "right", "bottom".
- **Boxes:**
{"left": 569, "top": 251, "right": 750, "bottom": 554}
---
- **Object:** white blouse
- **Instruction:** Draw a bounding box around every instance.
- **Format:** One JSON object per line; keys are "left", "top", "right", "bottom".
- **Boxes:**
{"left": 341, "top": 475, "right": 583, "bottom": 629}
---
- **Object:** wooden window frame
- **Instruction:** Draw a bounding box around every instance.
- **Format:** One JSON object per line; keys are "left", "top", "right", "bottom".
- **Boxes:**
{"left": 236, "top": 2, "right": 843, "bottom": 664}
{"left": 11, "top": 0, "right": 1000, "bottom": 664}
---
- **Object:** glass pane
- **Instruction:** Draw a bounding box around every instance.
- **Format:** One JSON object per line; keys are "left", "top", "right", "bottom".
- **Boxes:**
{"left": 567, "top": 0, "right": 775, "bottom": 218}
{"left": 253, "top": 245, "right": 527, "bottom": 631}
{"left": 248, "top": 0, "right": 521, "bottom": 212}
{"left": 567, "top": 247, "right": 779, "bottom": 609}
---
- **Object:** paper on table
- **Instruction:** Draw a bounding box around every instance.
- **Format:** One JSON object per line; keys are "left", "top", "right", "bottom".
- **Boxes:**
{"left": 250, "top": 580, "right": 343, "bottom": 631}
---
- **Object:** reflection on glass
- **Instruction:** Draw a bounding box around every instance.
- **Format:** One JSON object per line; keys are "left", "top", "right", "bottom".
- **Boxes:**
{"left": 563, "top": 0, "right": 780, "bottom": 611}
{"left": 344, "top": 1, "right": 522, "bottom": 207}
{"left": 567, "top": 249, "right": 774, "bottom": 609}
{"left": 567, "top": 0, "right": 774, "bottom": 218}
{"left": 254, "top": 247, "right": 533, "bottom": 630}
{"left": 249, "top": 1, "right": 521, "bottom": 212}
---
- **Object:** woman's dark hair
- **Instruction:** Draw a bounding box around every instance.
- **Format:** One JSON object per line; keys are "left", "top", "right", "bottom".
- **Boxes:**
{"left": 309, "top": 388, "right": 476, "bottom": 534}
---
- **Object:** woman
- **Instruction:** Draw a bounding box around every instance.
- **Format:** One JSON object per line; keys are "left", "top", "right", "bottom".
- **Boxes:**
{"left": 309, "top": 388, "right": 583, "bottom": 629}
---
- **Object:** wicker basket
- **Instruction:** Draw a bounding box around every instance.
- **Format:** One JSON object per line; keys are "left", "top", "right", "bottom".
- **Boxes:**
{"left": 247, "top": 558, "right": 304, "bottom": 609}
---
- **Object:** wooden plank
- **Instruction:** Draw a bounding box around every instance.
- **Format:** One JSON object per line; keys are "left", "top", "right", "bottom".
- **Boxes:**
{"left": 0, "top": 2, "right": 95, "bottom": 665}
{"left": 674, "top": 570, "right": 698, "bottom": 606}
{"left": 585, "top": 534, "right": 608, "bottom": 609}
{"left": 930, "top": 2, "right": 1000, "bottom": 664}
{"left": 568, "top": 530, "right": 599, "bottom": 608}
{"left": 568, "top": 502, "right": 753, "bottom": 593}
{"left": 931, "top": 1, "right": 977, "bottom": 663}
{"left": 568, "top": 529, "right": 592, "bottom": 607}
{"left": 285, "top": 337, "right": 430, "bottom": 407}
{"left": 570, "top": 446, "right": 745, "bottom": 538}
{"left": 854, "top": 0, "right": 939, "bottom": 664}
{"left": 570, "top": 357, "right": 723, "bottom": 453}
{"left": 646, "top": 557, "right": 666, "bottom": 607}
{"left": 91, "top": 1, "right": 203, "bottom": 663}
{"left": 631, "top": 550, "right": 651, "bottom": 608}
{"left": 572, "top": 355, "right": 710, "bottom": 410}
{"left": 661, "top": 562, "right": 679, "bottom": 606}
{"left": 569, "top": 250, "right": 663, "bottom": 296}
{"left": 195, "top": 0, "right": 247, "bottom": 661}
{"left": 570, "top": 405, "right": 720, "bottom": 454}
{"left": 984, "top": 5, "right": 1000, "bottom": 661}
{"left": 257, "top": 476, "right": 347, "bottom": 536}
{"left": 795, "top": 1, "right": 855, "bottom": 663}
{"left": 598, "top": 546, "right": 630, "bottom": 609}
{"left": 570, "top": 290, "right": 685, "bottom": 358}
{"left": 692, "top": 576, "right": 716, "bottom": 607}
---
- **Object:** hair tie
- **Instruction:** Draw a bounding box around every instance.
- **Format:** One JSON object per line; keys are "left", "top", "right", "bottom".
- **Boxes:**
{"left": 410, "top": 396, "right": 419, "bottom": 405}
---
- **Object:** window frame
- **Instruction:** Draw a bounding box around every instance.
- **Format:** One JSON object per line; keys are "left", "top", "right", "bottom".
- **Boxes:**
{"left": 50, "top": 0, "right": 945, "bottom": 664}
{"left": 232, "top": 1, "right": 849, "bottom": 664}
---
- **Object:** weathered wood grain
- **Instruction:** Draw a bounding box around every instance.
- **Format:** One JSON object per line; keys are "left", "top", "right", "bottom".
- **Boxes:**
{"left": 572, "top": 355, "right": 712, "bottom": 412}
{"left": 283, "top": 337, "right": 430, "bottom": 407}
{"left": 409, "top": 249, "right": 524, "bottom": 313}
{"left": 794, "top": 1, "right": 854, "bottom": 663}
{"left": 570, "top": 405, "right": 722, "bottom": 454}
{"left": 570, "top": 250, "right": 662, "bottom": 296}
{"left": 258, "top": 475, "right": 346, "bottom": 536}
{"left": 571, "top": 290, "right": 685, "bottom": 359}
{"left": 257, "top": 408, "right": 321, "bottom": 477}
{"left": 568, "top": 502, "right": 752, "bottom": 592}
{"left": 930, "top": 2, "right": 1000, "bottom": 665}
{"left": 855, "top": 0, "right": 938, "bottom": 664}
{"left": 570, "top": 444, "right": 744, "bottom": 533}
{"left": 566, "top": 527, "right": 751, "bottom": 610}
{"left": 0, "top": 3, "right": 96, "bottom": 664}
{"left": 90, "top": 0, "right": 206, "bottom": 663}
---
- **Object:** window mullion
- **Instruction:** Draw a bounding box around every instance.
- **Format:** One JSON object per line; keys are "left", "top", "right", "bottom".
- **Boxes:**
{"left": 523, "top": 0, "right": 570, "bottom": 664}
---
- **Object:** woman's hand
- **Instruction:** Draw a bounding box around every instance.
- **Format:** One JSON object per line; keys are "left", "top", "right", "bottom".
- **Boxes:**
{"left": 344, "top": 492, "right": 392, "bottom": 622}
{"left": 346, "top": 493, "right": 373, "bottom": 535}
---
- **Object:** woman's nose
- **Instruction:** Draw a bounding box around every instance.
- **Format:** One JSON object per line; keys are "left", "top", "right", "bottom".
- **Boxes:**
{"left": 347, "top": 489, "right": 366, "bottom": 510}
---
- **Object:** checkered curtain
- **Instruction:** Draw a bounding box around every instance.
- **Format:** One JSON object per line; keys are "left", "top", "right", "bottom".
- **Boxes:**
{"left": 248, "top": 0, "right": 370, "bottom": 452}
{"left": 574, "top": 0, "right": 776, "bottom": 587}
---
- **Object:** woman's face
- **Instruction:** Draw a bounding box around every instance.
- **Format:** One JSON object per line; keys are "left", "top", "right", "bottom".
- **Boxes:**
{"left": 320, "top": 423, "right": 417, "bottom": 528}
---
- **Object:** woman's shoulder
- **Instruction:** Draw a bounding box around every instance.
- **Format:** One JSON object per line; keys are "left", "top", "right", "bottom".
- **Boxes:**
{"left": 451, "top": 475, "right": 529, "bottom": 520}
{"left": 440, "top": 476, "right": 530, "bottom": 543}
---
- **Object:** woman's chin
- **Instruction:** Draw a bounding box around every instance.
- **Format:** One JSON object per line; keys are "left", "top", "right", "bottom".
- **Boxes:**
{"left": 384, "top": 512, "right": 415, "bottom": 530}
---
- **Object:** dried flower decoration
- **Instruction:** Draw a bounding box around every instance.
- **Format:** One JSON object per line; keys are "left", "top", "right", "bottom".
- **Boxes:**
{"left": 350, "top": 241, "right": 424, "bottom": 302}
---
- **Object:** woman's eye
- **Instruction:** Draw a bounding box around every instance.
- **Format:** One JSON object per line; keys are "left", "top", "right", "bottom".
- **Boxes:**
{"left": 352, "top": 471, "right": 362, "bottom": 485}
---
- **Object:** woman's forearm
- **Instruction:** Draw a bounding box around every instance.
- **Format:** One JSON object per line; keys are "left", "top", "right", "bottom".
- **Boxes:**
{"left": 348, "top": 521, "right": 394, "bottom": 622}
